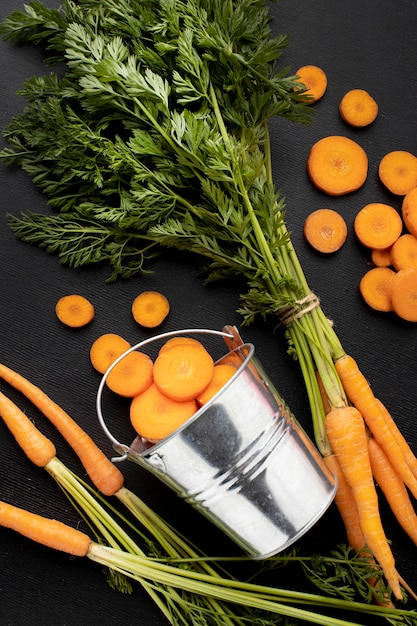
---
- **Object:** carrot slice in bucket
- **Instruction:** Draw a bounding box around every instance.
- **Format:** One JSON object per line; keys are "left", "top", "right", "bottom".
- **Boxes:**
{"left": 106, "top": 350, "right": 154, "bottom": 397}
{"left": 153, "top": 342, "right": 214, "bottom": 402}
{"left": 307, "top": 135, "right": 368, "bottom": 196}
{"left": 303, "top": 208, "right": 347, "bottom": 253}
{"left": 130, "top": 382, "right": 197, "bottom": 442}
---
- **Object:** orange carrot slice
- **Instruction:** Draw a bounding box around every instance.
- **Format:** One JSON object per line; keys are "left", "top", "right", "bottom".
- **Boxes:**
{"left": 339, "top": 89, "right": 378, "bottom": 127}
{"left": 55, "top": 294, "right": 95, "bottom": 328}
{"left": 303, "top": 208, "right": 347, "bottom": 253}
{"left": 379, "top": 151, "right": 417, "bottom": 196}
{"left": 359, "top": 267, "right": 395, "bottom": 312}
{"left": 106, "top": 351, "right": 154, "bottom": 397}
{"left": 295, "top": 65, "right": 328, "bottom": 102}
{"left": 153, "top": 343, "right": 214, "bottom": 402}
{"left": 90, "top": 333, "right": 131, "bottom": 374}
{"left": 354, "top": 203, "right": 402, "bottom": 249}
{"left": 307, "top": 135, "right": 368, "bottom": 196}
{"left": 390, "top": 268, "right": 417, "bottom": 322}
{"left": 131, "top": 291, "right": 170, "bottom": 328}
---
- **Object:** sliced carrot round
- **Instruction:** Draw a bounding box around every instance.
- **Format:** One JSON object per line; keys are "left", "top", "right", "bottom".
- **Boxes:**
{"left": 378, "top": 150, "right": 417, "bottom": 196}
{"left": 295, "top": 65, "right": 327, "bottom": 102}
{"left": 131, "top": 291, "right": 170, "bottom": 328}
{"left": 390, "top": 233, "right": 417, "bottom": 271}
{"left": 196, "top": 363, "right": 237, "bottom": 406}
{"left": 359, "top": 267, "right": 395, "bottom": 312}
{"left": 307, "top": 135, "right": 368, "bottom": 196}
{"left": 90, "top": 333, "right": 131, "bottom": 374}
{"left": 153, "top": 343, "right": 214, "bottom": 402}
{"left": 130, "top": 382, "right": 197, "bottom": 442}
{"left": 55, "top": 294, "right": 95, "bottom": 328}
{"left": 402, "top": 186, "right": 417, "bottom": 238}
{"left": 303, "top": 208, "right": 347, "bottom": 253}
{"left": 354, "top": 203, "right": 402, "bottom": 249}
{"left": 371, "top": 246, "right": 392, "bottom": 268}
{"left": 339, "top": 89, "right": 378, "bottom": 127}
{"left": 390, "top": 268, "right": 417, "bottom": 321}
{"left": 106, "top": 350, "right": 153, "bottom": 397}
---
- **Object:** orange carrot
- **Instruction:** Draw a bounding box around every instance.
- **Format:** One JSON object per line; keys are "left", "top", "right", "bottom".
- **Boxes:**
{"left": 153, "top": 342, "right": 214, "bottom": 402}
{"left": 325, "top": 406, "right": 402, "bottom": 600}
{"left": 359, "top": 267, "right": 395, "bottom": 313}
{"left": 324, "top": 454, "right": 365, "bottom": 551}
{"left": 130, "top": 382, "right": 197, "bottom": 441}
{"left": 55, "top": 294, "right": 95, "bottom": 328}
{"left": 390, "top": 233, "right": 417, "bottom": 271}
{"left": 375, "top": 398, "right": 417, "bottom": 480}
{"left": 131, "top": 291, "right": 170, "bottom": 328}
{"left": 0, "top": 363, "right": 124, "bottom": 496}
{"left": 0, "top": 500, "right": 92, "bottom": 556}
{"left": 379, "top": 150, "right": 417, "bottom": 196}
{"left": 334, "top": 354, "right": 417, "bottom": 499}
{"left": 196, "top": 363, "right": 237, "bottom": 405}
{"left": 106, "top": 350, "right": 154, "bottom": 398}
{"left": 90, "top": 333, "right": 131, "bottom": 374}
{"left": 0, "top": 390, "right": 56, "bottom": 467}
{"left": 354, "top": 203, "right": 402, "bottom": 250}
{"left": 303, "top": 208, "right": 347, "bottom": 253}
{"left": 371, "top": 247, "right": 393, "bottom": 268}
{"left": 295, "top": 65, "right": 328, "bottom": 102}
{"left": 339, "top": 89, "right": 378, "bottom": 127}
{"left": 368, "top": 437, "right": 417, "bottom": 547}
{"left": 402, "top": 186, "right": 417, "bottom": 238}
{"left": 390, "top": 267, "right": 417, "bottom": 322}
{"left": 307, "top": 135, "right": 368, "bottom": 196}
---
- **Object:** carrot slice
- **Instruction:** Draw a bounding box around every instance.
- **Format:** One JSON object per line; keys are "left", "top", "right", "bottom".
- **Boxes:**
{"left": 378, "top": 150, "right": 417, "bottom": 196}
{"left": 153, "top": 343, "right": 214, "bottom": 402}
{"left": 303, "top": 208, "right": 347, "bottom": 253}
{"left": 339, "top": 89, "right": 378, "bottom": 127}
{"left": 371, "top": 247, "right": 392, "bottom": 268}
{"left": 90, "top": 333, "right": 131, "bottom": 374}
{"left": 158, "top": 336, "right": 205, "bottom": 355}
{"left": 130, "top": 382, "right": 197, "bottom": 442}
{"left": 295, "top": 65, "right": 327, "bottom": 102}
{"left": 106, "top": 350, "right": 154, "bottom": 397}
{"left": 196, "top": 363, "right": 237, "bottom": 406}
{"left": 390, "top": 233, "right": 417, "bottom": 271}
{"left": 359, "top": 267, "right": 395, "bottom": 312}
{"left": 307, "top": 135, "right": 368, "bottom": 196}
{"left": 402, "top": 186, "right": 417, "bottom": 238}
{"left": 55, "top": 294, "right": 95, "bottom": 328}
{"left": 390, "top": 267, "right": 417, "bottom": 322}
{"left": 354, "top": 203, "right": 402, "bottom": 249}
{"left": 131, "top": 291, "right": 170, "bottom": 328}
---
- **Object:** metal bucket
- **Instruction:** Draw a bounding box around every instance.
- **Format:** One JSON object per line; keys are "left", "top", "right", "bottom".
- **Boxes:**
{"left": 97, "top": 327, "right": 337, "bottom": 559}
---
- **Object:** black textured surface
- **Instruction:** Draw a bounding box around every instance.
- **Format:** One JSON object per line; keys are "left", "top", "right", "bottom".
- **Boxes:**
{"left": 0, "top": 1, "right": 416, "bottom": 624}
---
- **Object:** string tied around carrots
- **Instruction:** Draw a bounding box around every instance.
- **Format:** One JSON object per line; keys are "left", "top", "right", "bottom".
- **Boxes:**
{"left": 277, "top": 292, "right": 325, "bottom": 326}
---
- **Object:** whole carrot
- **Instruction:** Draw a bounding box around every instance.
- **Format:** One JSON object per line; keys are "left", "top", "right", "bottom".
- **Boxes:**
{"left": 325, "top": 406, "right": 402, "bottom": 600}
{"left": 0, "top": 390, "right": 56, "bottom": 468}
{"left": 0, "top": 500, "right": 92, "bottom": 557}
{"left": 368, "top": 437, "right": 417, "bottom": 547}
{"left": 335, "top": 354, "right": 417, "bottom": 499}
{"left": 0, "top": 363, "right": 124, "bottom": 496}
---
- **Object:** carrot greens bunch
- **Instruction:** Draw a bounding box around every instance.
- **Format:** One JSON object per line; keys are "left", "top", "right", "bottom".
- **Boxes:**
{"left": 1, "top": 0, "right": 417, "bottom": 608}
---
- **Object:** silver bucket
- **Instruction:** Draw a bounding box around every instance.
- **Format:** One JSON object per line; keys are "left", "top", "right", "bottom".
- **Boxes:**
{"left": 97, "top": 327, "right": 337, "bottom": 559}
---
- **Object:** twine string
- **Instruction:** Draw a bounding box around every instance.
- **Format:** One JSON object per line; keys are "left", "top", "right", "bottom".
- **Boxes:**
{"left": 277, "top": 293, "right": 321, "bottom": 326}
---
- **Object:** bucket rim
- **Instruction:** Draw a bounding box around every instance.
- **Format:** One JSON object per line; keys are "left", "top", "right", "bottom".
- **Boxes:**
{"left": 96, "top": 327, "right": 253, "bottom": 462}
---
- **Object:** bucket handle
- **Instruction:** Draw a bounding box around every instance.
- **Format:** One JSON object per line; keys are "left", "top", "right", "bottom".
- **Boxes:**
{"left": 96, "top": 326, "right": 239, "bottom": 462}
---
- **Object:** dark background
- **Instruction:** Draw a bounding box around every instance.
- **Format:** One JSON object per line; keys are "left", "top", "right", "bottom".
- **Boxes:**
{"left": 0, "top": 0, "right": 416, "bottom": 624}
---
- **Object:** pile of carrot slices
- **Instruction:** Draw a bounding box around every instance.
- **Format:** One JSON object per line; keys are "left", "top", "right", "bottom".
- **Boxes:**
{"left": 91, "top": 334, "right": 238, "bottom": 442}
